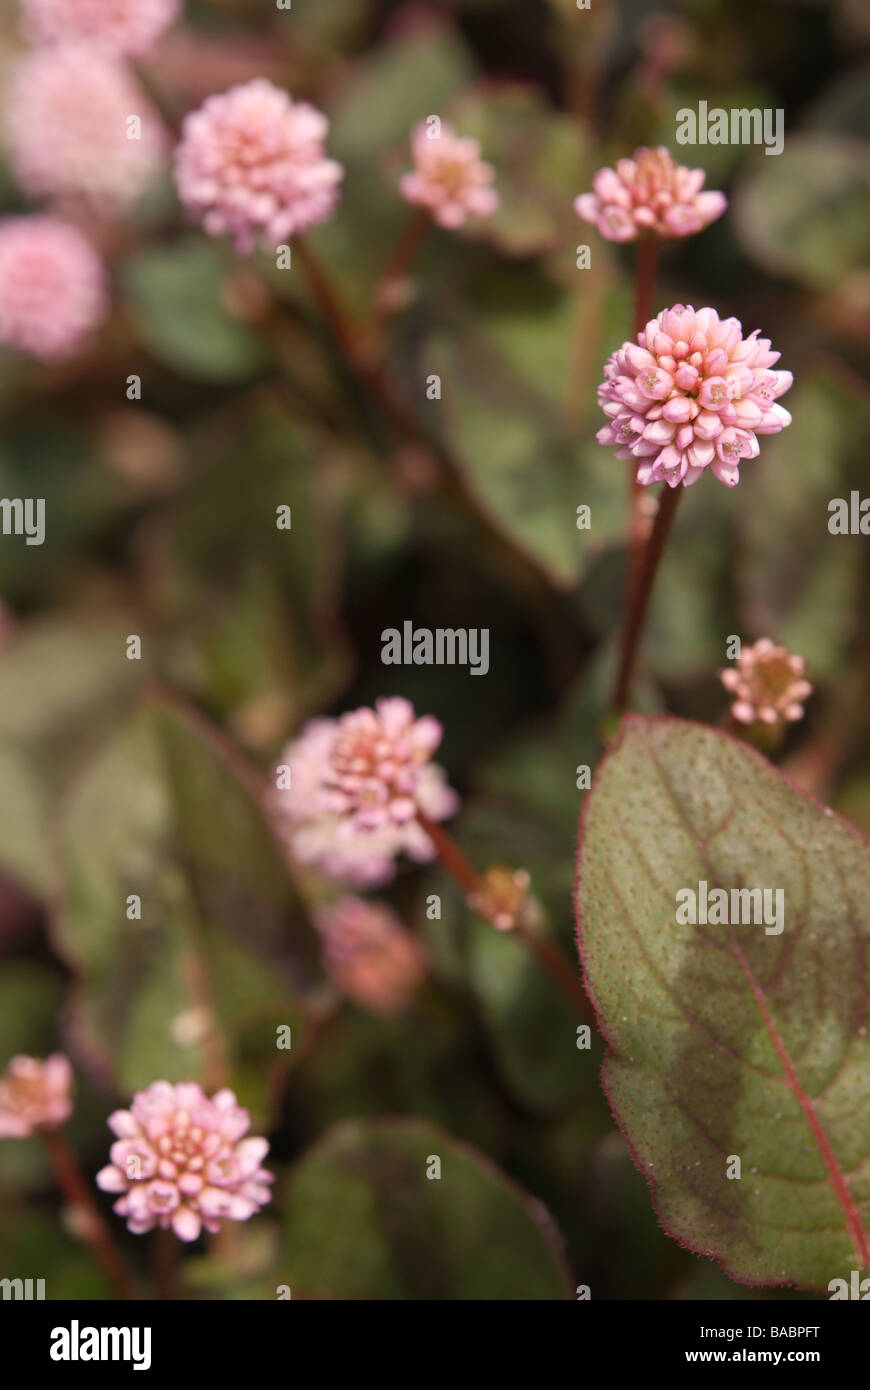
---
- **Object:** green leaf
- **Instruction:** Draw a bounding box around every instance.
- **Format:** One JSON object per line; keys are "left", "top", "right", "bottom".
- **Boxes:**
{"left": 449, "top": 86, "right": 591, "bottom": 256}
{"left": 576, "top": 715, "right": 870, "bottom": 1289}
{"left": 165, "top": 404, "right": 352, "bottom": 737}
{"left": 282, "top": 1118, "right": 573, "bottom": 1299}
{"left": 0, "top": 618, "right": 143, "bottom": 895}
{"left": 122, "top": 239, "right": 269, "bottom": 383}
{"left": 428, "top": 271, "right": 629, "bottom": 586}
{"left": 734, "top": 135, "right": 870, "bottom": 288}
{"left": 52, "top": 696, "right": 323, "bottom": 1101}
{"left": 329, "top": 27, "right": 474, "bottom": 163}
{"left": 737, "top": 369, "right": 869, "bottom": 677}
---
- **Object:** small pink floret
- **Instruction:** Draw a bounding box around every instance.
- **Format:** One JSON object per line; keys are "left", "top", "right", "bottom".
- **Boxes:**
{"left": 174, "top": 79, "right": 343, "bottom": 254}
{"left": 574, "top": 146, "right": 726, "bottom": 243}
{"left": 96, "top": 1081, "right": 273, "bottom": 1241}
{"left": 400, "top": 121, "right": 499, "bottom": 230}
{"left": 272, "top": 699, "right": 460, "bottom": 887}
{"left": 0, "top": 217, "right": 107, "bottom": 361}
{"left": 719, "top": 639, "right": 812, "bottom": 727}
{"left": 0, "top": 1053, "right": 73, "bottom": 1137}
{"left": 596, "top": 305, "right": 792, "bottom": 488}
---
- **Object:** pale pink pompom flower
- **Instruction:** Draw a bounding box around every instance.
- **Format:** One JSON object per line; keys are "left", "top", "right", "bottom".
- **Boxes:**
{"left": 596, "top": 304, "right": 793, "bottom": 488}
{"left": 3, "top": 44, "right": 167, "bottom": 209}
{"left": 400, "top": 121, "right": 499, "bottom": 230}
{"left": 173, "top": 79, "right": 344, "bottom": 255}
{"left": 96, "top": 1081, "right": 273, "bottom": 1242}
{"left": 0, "top": 217, "right": 108, "bottom": 362}
{"left": 720, "top": 639, "right": 813, "bottom": 726}
{"left": 314, "top": 896, "right": 427, "bottom": 1015}
{"left": 0, "top": 1054, "right": 73, "bottom": 1138}
{"left": 574, "top": 146, "right": 726, "bottom": 243}
{"left": 21, "top": 0, "right": 180, "bottom": 57}
{"left": 272, "top": 700, "right": 460, "bottom": 888}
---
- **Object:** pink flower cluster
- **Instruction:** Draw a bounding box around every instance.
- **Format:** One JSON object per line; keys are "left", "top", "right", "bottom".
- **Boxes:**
{"left": 400, "top": 121, "right": 499, "bottom": 229}
{"left": 3, "top": 43, "right": 167, "bottom": 209}
{"left": 274, "top": 698, "right": 459, "bottom": 887}
{"left": 314, "top": 895, "right": 427, "bottom": 1015}
{"left": 597, "top": 305, "right": 793, "bottom": 488}
{"left": 0, "top": 217, "right": 107, "bottom": 361}
{"left": 96, "top": 1081, "right": 273, "bottom": 1242}
{"left": 21, "top": 0, "right": 180, "bottom": 56}
{"left": 575, "top": 146, "right": 726, "bottom": 242}
{"left": 0, "top": 1054, "right": 73, "bottom": 1137}
{"left": 720, "top": 639, "right": 813, "bottom": 725}
{"left": 174, "top": 79, "right": 344, "bottom": 253}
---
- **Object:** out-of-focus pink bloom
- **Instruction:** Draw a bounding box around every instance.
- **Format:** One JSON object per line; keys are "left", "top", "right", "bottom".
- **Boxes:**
{"left": 0, "top": 1054, "right": 73, "bottom": 1137}
{"left": 173, "top": 79, "right": 343, "bottom": 254}
{"left": 3, "top": 44, "right": 167, "bottom": 208}
{"left": 273, "top": 700, "right": 460, "bottom": 888}
{"left": 96, "top": 1081, "right": 273, "bottom": 1242}
{"left": 314, "top": 896, "right": 427, "bottom": 1015}
{"left": 596, "top": 305, "right": 793, "bottom": 488}
{"left": 400, "top": 121, "right": 499, "bottom": 229}
{"left": 720, "top": 639, "right": 812, "bottom": 725}
{"left": 21, "top": 0, "right": 180, "bottom": 56}
{"left": 0, "top": 217, "right": 107, "bottom": 361}
{"left": 575, "top": 146, "right": 726, "bottom": 242}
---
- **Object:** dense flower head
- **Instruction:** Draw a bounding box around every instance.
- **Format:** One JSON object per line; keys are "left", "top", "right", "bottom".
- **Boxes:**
{"left": 0, "top": 1054, "right": 73, "bottom": 1137}
{"left": 0, "top": 217, "right": 108, "bottom": 361}
{"left": 720, "top": 639, "right": 812, "bottom": 725}
{"left": 273, "top": 698, "right": 459, "bottom": 888}
{"left": 21, "top": 0, "right": 180, "bottom": 56}
{"left": 400, "top": 121, "right": 499, "bottom": 229}
{"left": 174, "top": 79, "right": 343, "bottom": 254}
{"left": 96, "top": 1081, "right": 273, "bottom": 1241}
{"left": 314, "top": 895, "right": 427, "bottom": 1014}
{"left": 596, "top": 305, "right": 793, "bottom": 488}
{"left": 575, "top": 146, "right": 726, "bottom": 242}
{"left": 3, "top": 44, "right": 167, "bottom": 208}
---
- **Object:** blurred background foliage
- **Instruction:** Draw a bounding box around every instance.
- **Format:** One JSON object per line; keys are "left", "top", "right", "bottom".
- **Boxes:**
{"left": 0, "top": 0, "right": 868, "bottom": 1299}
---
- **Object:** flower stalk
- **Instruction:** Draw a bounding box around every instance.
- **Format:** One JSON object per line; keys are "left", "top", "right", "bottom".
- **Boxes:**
{"left": 610, "top": 482, "right": 683, "bottom": 714}
{"left": 416, "top": 809, "right": 593, "bottom": 1020}
{"left": 41, "top": 1126, "right": 138, "bottom": 1300}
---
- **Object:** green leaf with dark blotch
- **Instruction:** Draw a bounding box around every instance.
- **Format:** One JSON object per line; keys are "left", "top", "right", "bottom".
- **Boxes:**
{"left": 53, "top": 697, "right": 322, "bottom": 1099}
{"left": 282, "top": 1119, "right": 573, "bottom": 1299}
{"left": 734, "top": 135, "right": 870, "bottom": 288}
{"left": 122, "top": 239, "right": 269, "bottom": 383}
{"left": 576, "top": 715, "right": 870, "bottom": 1289}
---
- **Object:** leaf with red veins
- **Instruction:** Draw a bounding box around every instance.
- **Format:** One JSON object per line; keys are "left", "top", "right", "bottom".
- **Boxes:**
{"left": 575, "top": 716, "right": 870, "bottom": 1290}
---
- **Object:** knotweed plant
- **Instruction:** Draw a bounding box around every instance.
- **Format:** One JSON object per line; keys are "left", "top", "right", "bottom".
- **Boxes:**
{"left": 0, "top": 0, "right": 861, "bottom": 1312}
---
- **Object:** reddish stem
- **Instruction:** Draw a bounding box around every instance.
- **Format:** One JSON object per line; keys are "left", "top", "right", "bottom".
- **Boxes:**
{"left": 415, "top": 809, "right": 481, "bottom": 898}
{"left": 610, "top": 482, "right": 682, "bottom": 715}
{"left": 370, "top": 208, "right": 430, "bottom": 337}
{"left": 516, "top": 928, "right": 595, "bottom": 1019}
{"left": 416, "top": 810, "right": 593, "bottom": 1020}
{"left": 41, "top": 1126, "right": 138, "bottom": 1299}
{"left": 293, "top": 235, "right": 363, "bottom": 370}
